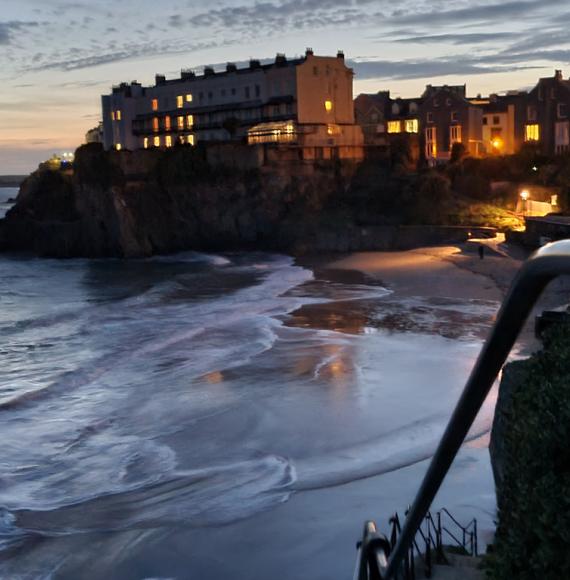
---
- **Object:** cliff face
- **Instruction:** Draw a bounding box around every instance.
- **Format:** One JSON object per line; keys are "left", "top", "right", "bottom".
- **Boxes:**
{"left": 0, "top": 144, "right": 348, "bottom": 258}
{"left": 0, "top": 143, "right": 491, "bottom": 258}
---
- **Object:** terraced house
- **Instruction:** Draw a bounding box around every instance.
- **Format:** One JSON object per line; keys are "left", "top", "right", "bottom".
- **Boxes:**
{"left": 101, "top": 49, "right": 363, "bottom": 160}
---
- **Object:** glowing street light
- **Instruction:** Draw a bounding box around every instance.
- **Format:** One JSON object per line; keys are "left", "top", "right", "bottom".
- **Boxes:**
{"left": 520, "top": 189, "right": 530, "bottom": 216}
{"left": 491, "top": 137, "right": 503, "bottom": 151}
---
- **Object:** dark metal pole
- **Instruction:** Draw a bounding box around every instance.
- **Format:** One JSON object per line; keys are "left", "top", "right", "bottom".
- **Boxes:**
{"left": 384, "top": 241, "right": 570, "bottom": 579}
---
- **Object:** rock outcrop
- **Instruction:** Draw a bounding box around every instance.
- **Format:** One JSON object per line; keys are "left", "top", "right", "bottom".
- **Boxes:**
{"left": 0, "top": 143, "right": 494, "bottom": 258}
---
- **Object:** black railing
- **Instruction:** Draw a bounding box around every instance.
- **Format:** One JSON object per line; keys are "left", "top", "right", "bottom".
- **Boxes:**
{"left": 354, "top": 239, "right": 570, "bottom": 579}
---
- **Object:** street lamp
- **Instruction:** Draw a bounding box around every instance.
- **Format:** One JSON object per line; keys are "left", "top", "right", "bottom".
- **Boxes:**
{"left": 520, "top": 189, "right": 530, "bottom": 216}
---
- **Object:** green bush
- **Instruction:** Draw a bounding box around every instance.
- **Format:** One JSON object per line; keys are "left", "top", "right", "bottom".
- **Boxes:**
{"left": 488, "top": 324, "right": 570, "bottom": 579}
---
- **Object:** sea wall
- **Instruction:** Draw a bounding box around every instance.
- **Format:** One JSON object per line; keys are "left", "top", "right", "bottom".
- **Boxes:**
{"left": 0, "top": 143, "right": 494, "bottom": 258}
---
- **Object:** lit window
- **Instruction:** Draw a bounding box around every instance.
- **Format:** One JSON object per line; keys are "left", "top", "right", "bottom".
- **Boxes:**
{"left": 525, "top": 124, "right": 540, "bottom": 142}
{"left": 450, "top": 125, "right": 462, "bottom": 145}
{"left": 116, "top": 110, "right": 122, "bottom": 121}
{"left": 387, "top": 121, "right": 401, "bottom": 134}
{"left": 187, "top": 134, "right": 195, "bottom": 146}
{"left": 186, "top": 115, "right": 194, "bottom": 129}
{"left": 143, "top": 137, "right": 149, "bottom": 149}
{"left": 177, "top": 116, "right": 184, "bottom": 129}
{"left": 425, "top": 127, "right": 437, "bottom": 158}
{"left": 111, "top": 111, "right": 115, "bottom": 121}
{"left": 165, "top": 135, "right": 172, "bottom": 148}
{"left": 153, "top": 136, "right": 161, "bottom": 147}
{"left": 177, "top": 95, "right": 184, "bottom": 108}
{"left": 152, "top": 98, "right": 158, "bottom": 111}
{"left": 115, "top": 143, "right": 122, "bottom": 151}
{"left": 405, "top": 119, "right": 418, "bottom": 133}
{"left": 165, "top": 116, "right": 171, "bottom": 131}
{"left": 324, "top": 100, "right": 333, "bottom": 113}
{"left": 186, "top": 94, "right": 192, "bottom": 102}
{"left": 153, "top": 117, "right": 159, "bottom": 132}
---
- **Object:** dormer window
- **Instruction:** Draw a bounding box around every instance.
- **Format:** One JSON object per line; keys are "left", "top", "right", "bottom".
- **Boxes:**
{"left": 558, "top": 103, "right": 568, "bottom": 119}
{"left": 392, "top": 103, "right": 400, "bottom": 115}
{"left": 527, "top": 106, "right": 537, "bottom": 121}
{"left": 427, "top": 112, "right": 434, "bottom": 123}
{"left": 433, "top": 98, "right": 440, "bottom": 107}
{"left": 451, "top": 111, "right": 459, "bottom": 123}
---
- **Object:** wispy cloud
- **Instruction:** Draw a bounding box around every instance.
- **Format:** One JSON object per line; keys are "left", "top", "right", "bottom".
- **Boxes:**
{"left": 0, "top": 20, "right": 41, "bottom": 45}
{"left": 392, "top": 32, "right": 520, "bottom": 45}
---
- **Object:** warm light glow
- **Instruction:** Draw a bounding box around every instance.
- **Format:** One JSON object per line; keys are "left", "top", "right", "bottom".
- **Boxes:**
{"left": 165, "top": 116, "right": 171, "bottom": 131}
{"left": 186, "top": 114, "right": 194, "bottom": 129}
{"left": 143, "top": 137, "right": 149, "bottom": 149}
{"left": 165, "top": 135, "right": 172, "bottom": 148}
{"left": 177, "top": 116, "right": 184, "bottom": 129}
{"left": 116, "top": 110, "right": 122, "bottom": 121}
{"left": 115, "top": 143, "right": 122, "bottom": 151}
{"left": 491, "top": 137, "right": 503, "bottom": 150}
{"left": 387, "top": 121, "right": 401, "bottom": 134}
{"left": 152, "top": 117, "right": 159, "bottom": 132}
{"left": 186, "top": 94, "right": 193, "bottom": 102}
{"left": 187, "top": 134, "right": 195, "bottom": 146}
{"left": 248, "top": 121, "right": 297, "bottom": 144}
{"left": 153, "top": 136, "right": 160, "bottom": 147}
{"left": 152, "top": 98, "right": 158, "bottom": 111}
{"left": 324, "top": 99, "right": 333, "bottom": 113}
{"left": 450, "top": 125, "right": 462, "bottom": 145}
{"left": 326, "top": 124, "right": 340, "bottom": 136}
{"left": 525, "top": 124, "right": 540, "bottom": 142}
{"left": 111, "top": 111, "right": 115, "bottom": 121}
{"left": 520, "top": 189, "right": 530, "bottom": 201}
{"left": 177, "top": 95, "right": 184, "bottom": 108}
{"left": 405, "top": 119, "right": 418, "bottom": 133}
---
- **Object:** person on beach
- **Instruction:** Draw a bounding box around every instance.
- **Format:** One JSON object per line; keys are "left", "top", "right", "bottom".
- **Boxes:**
{"left": 478, "top": 245, "right": 485, "bottom": 260}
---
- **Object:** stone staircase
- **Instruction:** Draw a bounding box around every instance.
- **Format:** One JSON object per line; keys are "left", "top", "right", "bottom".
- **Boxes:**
{"left": 415, "top": 551, "right": 485, "bottom": 580}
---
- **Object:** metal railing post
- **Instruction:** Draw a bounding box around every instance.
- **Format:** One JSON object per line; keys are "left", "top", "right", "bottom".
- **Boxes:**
{"left": 381, "top": 241, "right": 570, "bottom": 579}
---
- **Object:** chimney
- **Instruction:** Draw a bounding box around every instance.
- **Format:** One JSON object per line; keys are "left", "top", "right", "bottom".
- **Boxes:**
{"left": 155, "top": 74, "right": 166, "bottom": 85}
{"left": 275, "top": 53, "right": 287, "bottom": 66}
{"left": 249, "top": 59, "right": 261, "bottom": 69}
{"left": 337, "top": 50, "right": 344, "bottom": 60}
{"left": 181, "top": 69, "right": 196, "bottom": 80}
{"left": 204, "top": 66, "right": 215, "bottom": 77}
{"left": 226, "top": 62, "right": 237, "bottom": 73}
{"left": 305, "top": 47, "right": 314, "bottom": 57}
{"left": 555, "top": 69, "right": 563, "bottom": 81}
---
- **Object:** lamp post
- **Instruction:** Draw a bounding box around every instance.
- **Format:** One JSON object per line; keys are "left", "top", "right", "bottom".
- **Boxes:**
{"left": 520, "top": 189, "right": 530, "bottom": 216}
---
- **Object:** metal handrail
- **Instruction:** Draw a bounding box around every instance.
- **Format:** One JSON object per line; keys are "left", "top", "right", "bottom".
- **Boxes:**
{"left": 355, "top": 240, "right": 570, "bottom": 579}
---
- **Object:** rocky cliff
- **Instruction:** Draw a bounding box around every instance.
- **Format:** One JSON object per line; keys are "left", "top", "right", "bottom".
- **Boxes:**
{"left": 0, "top": 143, "right": 492, "bottom": 258}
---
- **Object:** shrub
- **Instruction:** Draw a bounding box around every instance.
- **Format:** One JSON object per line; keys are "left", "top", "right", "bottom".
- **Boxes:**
{"left": 488, "top": 324, "right": 570, "bottom": 579}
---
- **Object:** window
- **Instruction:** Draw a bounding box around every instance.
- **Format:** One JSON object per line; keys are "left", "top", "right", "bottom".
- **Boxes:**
{"left": 153, "top": 136, "right": 160, "bottom": 147}
{"left": 165, "top": 135, "right": 172, "bottom": 148}
{"left": 491, "top": 128, "right": 502, "bottom": 138}
{"left": 245, "top": 87, "right": 250, "bottom": 99}
{"left": 165, "top": 116, "right": 171, "bottom": 131}
{"left": 111, "top": 111, "right": 115, "bottom": 121}
{"left": 483, "top": 117, "right": 488, "bottom": 125}
{"left": 433, "top": 98, "right": 440, "bottom": 107}
{"left": 177, "top": 95, "right": 184, "bottom": 108}
{"left": 451, "top": 111, "right": 458, "bottom": 122}
{"left": 186, "top": 115, "right": 194, "bottom": 129}
{"left": 425, "top": 127, "right": 437, "bottom": 158}
{"left": 525, "top": 124, "right": 540, "bottom": 142}
{"left": 391, "top": 103, "right": 400, "bottom": 115}
{"left": 387, "top": 121, "right": 401, "bottom": 133}
{"left": 558, "top": 103, "right": 568, "bottom": 119}
{"left": 493, "top": 116, "right": 500, "bottom": 125}
{"left": 199, "top": 92, "right": 204, "bottom": 102}
{"left": 187, "top": 134, "right": 195, "bottom": 146}
{"left": 255, "top": 84, "right": 260, "bottom": 97}
{"left": 405, "top": 119, "right": 418, "bottom": 133}
{"left": 177, "top": 116, "right": 184, "bottom": 129}
{"left": 115, "top": 143, "right": 122, "bottom": 151}
{"left": 450, "top": 125, "right": 462, "bottom": 146}
{"left": 186, "top": 94, "right": 193, "bottom": 102}
{"left": 116, "top": 111, "right": 122, "bottom": 121}
{"left": 538, "top": 86, "right": 544, "bottom": 101}
{"left": 231, "top": 88, "right": 236, "bottom": 96}
{"left": 409, "top": 102, "right": 418, "bottom": 114}
{"left": 555, "top": 122, "right": 569, "bottom": 146}
{"left": 324, "top": 99, "right": 333, "bottom": 113}
{"left": 152, "top": 117, "right": 159, "bottom": 132}
{"left": 208, "top": 91, "right": 213, "bottom": 100}
{"left": 221, "top": 89, "right": 226, "bottom": 97}
{"left": 143, "top": 137, "right": 149, "bottom": 149}
{"left": 527, "top": 106, "right": 537, "bottom": 121}
{"left": 152, "top": 98, "right": 158, "bottom": 111}
{"left": 427, "top": 112, "right": 434, "bottom": 123}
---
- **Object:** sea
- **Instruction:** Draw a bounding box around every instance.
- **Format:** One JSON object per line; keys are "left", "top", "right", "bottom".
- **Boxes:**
{"left": 0, "top": 186, "right": 500, "bottom": 579}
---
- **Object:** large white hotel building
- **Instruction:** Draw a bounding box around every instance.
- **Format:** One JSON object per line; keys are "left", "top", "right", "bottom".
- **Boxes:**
{"left": 101, "top": 49, "right": 363, "bottom": 158}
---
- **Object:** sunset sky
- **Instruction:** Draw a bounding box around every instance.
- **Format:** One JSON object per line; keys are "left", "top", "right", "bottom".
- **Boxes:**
{"left": 1, "top": 0, "right": 570, "bottom": 173}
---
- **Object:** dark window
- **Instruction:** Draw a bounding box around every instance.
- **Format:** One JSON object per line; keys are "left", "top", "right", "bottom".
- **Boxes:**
{"left": 231, "top": 88, "right": 236, "bottom": 96}
{"left": 527, "top": 106, "right": 537, "bottom": 121}
{"left": 199, "top": 92, "right": 204, "bottom": 102}
{"left": 491, "top": 128, "right": 502, "bottom": 138}
{"left": 245, "top": 86, "right": 250, "bottom": 99}
{"left": 221, "top": 89, "right": 226, "bottom": 97}
{"left": 208, "top": 91, "right": 213, "bottom": 100}
{"left": 273, "top": 105, "right": 280, "bottom": 116}
{"left": 483, "top": 117, "right": 488, "bottom": 126}
{"left": 558, "top": 103, "right": 568, "bottom": 118}
{"left": 433, "top": 99, "right": 439, "bottom": 107}
{"left": 493, "top": 116, "right": 500, "bottom": 125}
{"left": 451, "top": 111, "right": 458, "bottom": 122}
{"left": 255, "top": 84, "right": 260, "bottom": 97}
{"left": 427, "top": 112, "right": 433, "bottom": 123}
